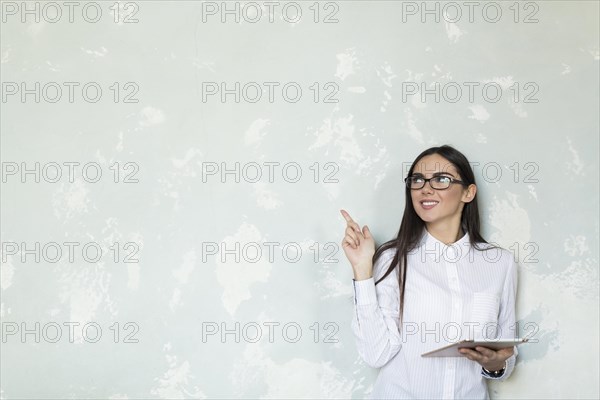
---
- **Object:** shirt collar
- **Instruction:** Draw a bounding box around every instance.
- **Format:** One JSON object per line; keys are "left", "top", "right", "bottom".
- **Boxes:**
{"left": 417, "top": 227, "right": 471, "bottom": 263}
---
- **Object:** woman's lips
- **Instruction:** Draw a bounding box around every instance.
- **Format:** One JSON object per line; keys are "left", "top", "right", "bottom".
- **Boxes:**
{"left": 420, "top": 200, "right": 439, "bottom": 210}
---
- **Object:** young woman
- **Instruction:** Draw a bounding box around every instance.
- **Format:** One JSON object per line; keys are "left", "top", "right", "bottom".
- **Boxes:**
{"left": 340, "top": 145, "right": 518, "bottom": 399}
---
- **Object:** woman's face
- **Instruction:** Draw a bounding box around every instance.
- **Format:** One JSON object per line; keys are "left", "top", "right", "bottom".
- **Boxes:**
{"left": 409, "top": 153, "right": 476, "bottom": 228}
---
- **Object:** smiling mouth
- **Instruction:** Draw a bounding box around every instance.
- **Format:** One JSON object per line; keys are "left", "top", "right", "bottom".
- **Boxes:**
{"left": 420, "top": 200, "right": 439, "bottom": 209}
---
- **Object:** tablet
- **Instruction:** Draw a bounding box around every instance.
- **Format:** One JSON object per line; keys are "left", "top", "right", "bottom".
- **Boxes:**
{"left": 421, "top": 338, "right": 529, "bottom": 357}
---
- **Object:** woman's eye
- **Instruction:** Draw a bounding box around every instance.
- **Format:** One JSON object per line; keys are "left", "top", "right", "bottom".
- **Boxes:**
{"left": 436, "top": 176, "right": 451, "bottom": 183}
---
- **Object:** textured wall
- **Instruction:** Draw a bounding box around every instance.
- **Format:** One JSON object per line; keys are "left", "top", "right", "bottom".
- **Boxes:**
{"left": 1, "top": 1, "right": 598, "bottom": 399}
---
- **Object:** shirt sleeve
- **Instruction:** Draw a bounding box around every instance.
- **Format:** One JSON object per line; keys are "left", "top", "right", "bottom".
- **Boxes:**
{"left": 481, "top": 251, "right": 519, "bottom": 381}
{"left": 351, "top": 251, "right": 403, "bottom": 368}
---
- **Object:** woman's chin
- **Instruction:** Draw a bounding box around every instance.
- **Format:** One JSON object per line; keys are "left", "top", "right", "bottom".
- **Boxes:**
{"left": 416, "top": 213, "right": 435, "bottom": 222}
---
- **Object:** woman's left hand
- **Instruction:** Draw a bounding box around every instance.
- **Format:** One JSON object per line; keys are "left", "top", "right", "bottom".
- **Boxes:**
{"left": 458, "top": 346, "right": 514, "bottom": 371}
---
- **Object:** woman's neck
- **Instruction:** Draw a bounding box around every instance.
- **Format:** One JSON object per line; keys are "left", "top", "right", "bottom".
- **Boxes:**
{"left": 425, "top": 222, "right": 464, "bottom": 245}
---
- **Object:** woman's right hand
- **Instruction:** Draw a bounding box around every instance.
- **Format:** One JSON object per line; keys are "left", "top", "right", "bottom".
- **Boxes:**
{"left": 340, "top": 209, "right": 375, "bottom": 280}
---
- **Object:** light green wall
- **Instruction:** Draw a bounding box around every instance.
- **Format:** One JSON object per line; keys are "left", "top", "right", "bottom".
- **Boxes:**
{"left": 1, "top": 1, "right": 598, "bottom": 398}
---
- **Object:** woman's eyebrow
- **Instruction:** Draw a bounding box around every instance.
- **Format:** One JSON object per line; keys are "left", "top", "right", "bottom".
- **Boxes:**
{"left": 412, "top": 171, "right": 456, "bottom": 178}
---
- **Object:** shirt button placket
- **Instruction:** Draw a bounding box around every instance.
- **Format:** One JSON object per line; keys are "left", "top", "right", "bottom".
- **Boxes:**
{"left": 443, "top": 245, "right": 462, "bottom": 399}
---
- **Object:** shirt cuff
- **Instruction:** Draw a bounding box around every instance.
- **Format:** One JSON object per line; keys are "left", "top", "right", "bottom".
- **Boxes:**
{"left": 352, "top": 277, "right": 377, "bottom": 306}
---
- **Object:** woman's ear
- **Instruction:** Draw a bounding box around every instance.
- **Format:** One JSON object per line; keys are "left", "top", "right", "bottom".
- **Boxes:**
{"left": 463, "top": 184, "right": 476, "bottom": 203}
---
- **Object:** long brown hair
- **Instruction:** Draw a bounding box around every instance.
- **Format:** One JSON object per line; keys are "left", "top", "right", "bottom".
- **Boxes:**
{"left": 373, "top": 145, "right": 499, "bottom": 322}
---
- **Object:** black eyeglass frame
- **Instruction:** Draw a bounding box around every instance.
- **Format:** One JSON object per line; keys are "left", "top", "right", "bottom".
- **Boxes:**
{"left": 404, "top": 175, "right": 468, "bottom": 190}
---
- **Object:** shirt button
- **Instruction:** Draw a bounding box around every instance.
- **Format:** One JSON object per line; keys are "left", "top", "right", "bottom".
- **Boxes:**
{"left": 446, "top": 247, "right": 457, "bottom": 260}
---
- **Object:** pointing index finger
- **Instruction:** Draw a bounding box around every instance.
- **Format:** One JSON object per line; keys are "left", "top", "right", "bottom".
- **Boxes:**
{"left": 340, "top": 209, "right": 355, "bottom": 224}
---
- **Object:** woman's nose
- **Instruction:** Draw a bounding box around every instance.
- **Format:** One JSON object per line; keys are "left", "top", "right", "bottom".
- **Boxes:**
{"left": 421, "top": 181, "right": 434, "bottom": 193}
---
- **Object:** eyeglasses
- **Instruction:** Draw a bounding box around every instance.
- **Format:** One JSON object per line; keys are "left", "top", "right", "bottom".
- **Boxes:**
{"left": 404, "top": 175, "right": 467, "bottom": 190}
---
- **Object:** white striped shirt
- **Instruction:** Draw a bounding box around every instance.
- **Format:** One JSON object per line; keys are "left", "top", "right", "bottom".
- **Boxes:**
{"left": 351, "top": 228, "right": 518, "bottom": 399}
